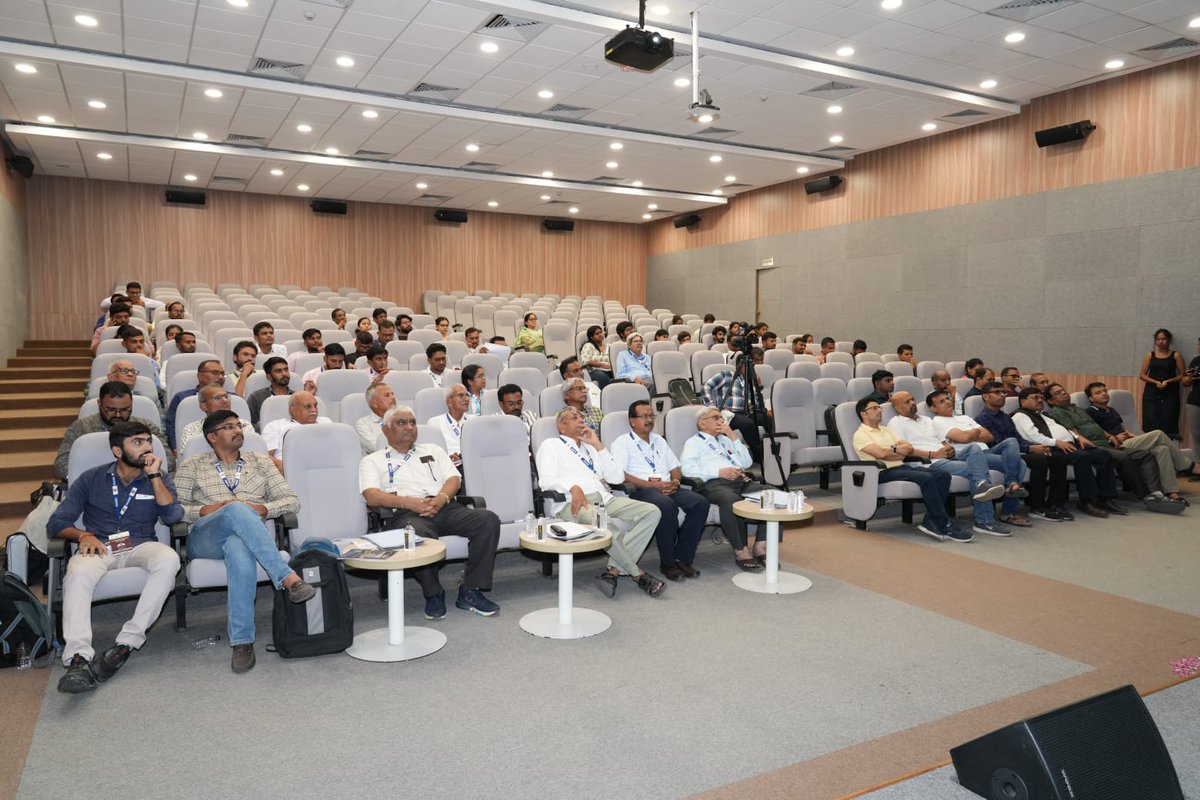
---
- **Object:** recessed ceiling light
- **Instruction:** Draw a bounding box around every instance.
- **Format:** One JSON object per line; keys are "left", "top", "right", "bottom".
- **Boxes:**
{"left": 712, "top": 189, "right": 724, "bottom": 195}
{"left": 673, "top": 77, "right": 690, "bottom": 88}
{"left": 296, "top": 124, "right": 312, "bottom": 133}
{"left": 708, "top": 154, "right": 722, "bottom": 163}
{"left": 15, "top": 63, "right": 37, "bottom": 74}
{"left": 183, "top": 174, "right": 197, "bottom": 182}
{"left": 270, "top": 168, "right": 284, "bottom": 176}
{"left": 96, "top": 152, "right": 113, "bottom": 160}
{"left": 827, "top": 105, "right": 842, "bottom": 114}
{"left": 88, "top": 99, "right": 107, "bottom": 109}
{"left": 324, "top": 147, "right": 339, "bottom": 155}
{"left": 650, "top": 4, "right": 669, "bottom": 14}
{"left": 487, "top": 201, "right": 498, "bottom": 207}
{"left": 204, "top": 88, "right": 223, "bottom": 98}
{"left": 335, "top": 56, "right": 355, "bottom": 67}
{"left": 697, "top": 112, "right": 714, "bottom": 124}
{"left": 796, "top": 166, "right": 809, "bottom": 174}
{"left": 829, "top": 135, "right": 843, "bottom": 143}
{"left": 1190, "top": 16, "right": 1200, "bottom": 28}
{"left": 980, "top": 79, "right": 997, "bottom": 89}
{"left": 542, "top": 170, "right": 554, "bottom": 178}
{"left": 192, "top": 131, "right": 208, "bottom": 140}
{"left": 1004, "top": 31, "right": 1025, "bottom": 43}
{"left": 922, "top": 122, "right": 937, "bottom": 131}
{"left": 610, "top": 142, "right": 624, "bottom": 151}
{"left": 416, "top": 182, "right": 429, "bottom": 189}
{"left": 647, "top": 203, "right": 658, "bottom": 210}
{"left": 880, "top": 0, "right": 901, "bottom": 9}
{"left": 296, "top": 183, "right": 310, "bottom": 191}
{"left": 568, "top": 207, "right": 579, "bottom": 214}
{"left": 537, "top": 89, "right": 554, "bottom": 99}
{"left": 227, "top": 0, "right": 249, "bottom": 7}
{"left": 480, "top": 41, "right": 499, "bottom": 54}
{"left": 606, "top": 160, "right": 619, "bottom": 169}
{"left": 642, "top": 213, "right": 652, "bottom": 220}
{"left": 724, "top": 175, "right": 736, "bottom": 182}
{"left": 836, "top": 46, "right": 855, "bottom": 57}
{"left": 466, "top": 143, "right": 480, "bottom": 152}
{"left": 74, "top": 14, "right": 98, "bottom": 27}
{"left": 1104, "top": 59, "right": 1124, "bottom": 69}
{"left": 36, "top": 115, "right": 55, "bottom": 123}
{"left": 362, "top": 109, "right": 378, "bottom": 118}
{"left": 540, "top": 194, "right": 551, "bottom": 201}
{"left": 632, "top": 180, "right": 643, "bottom": 187}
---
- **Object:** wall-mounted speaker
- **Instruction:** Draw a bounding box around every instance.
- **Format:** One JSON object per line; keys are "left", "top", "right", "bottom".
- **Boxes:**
{"left": 673, "top": 213, "right": 701, "bottom": 229}
{"left": 950, "top": 684, "right": 1183, "bottom": 800}
{"left": 1035, "top": 120, "right": 1096, "bottom": 148}
{"left": 5, "top": 156, "right": 34, "bottom": 179}
{"left": 804, "top": 175, "right": 844, "bottom": 195}
{"left": 311, "top": 198, "right": 347, "bottom": 215}
{"left": 164, "top": 188, "right": 206, "bottom": 206}
{"left": 542, "top": 218, "right": 574, "bottom": 231}
{"left": 434, "top": 209, "right": 468, "bottom": 223}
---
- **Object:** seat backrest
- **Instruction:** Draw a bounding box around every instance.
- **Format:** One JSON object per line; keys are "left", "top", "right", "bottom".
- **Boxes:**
{"left": 493, "top": 310, "right": 518, "bottom": 340}
{"left": 646, "top": 340, "right": 676, "bottom": 356}
{"left": 258, "top": 394, "right": 329, "bottom": 432}
{"left": 414, "top": 387, "right": 448, "bottom": 424}
{"left": 854, "top": 352, "right": 881, "bottom": 364}
{"left": 68, "top": 431, "right": 169, "bottom": 483}
{"left": 833, "top": 401, "right": 866, "bottom": 460}
{"left": 916, "top": 360, "right": 944, "bottom": 379}
{"left": 163, "top": 353, "right": 214, "bottom": 391}
{"left": 461, "top": 414, "right": 533, "bottom": 523}
{"left": 542, "top": 321, "right": 574, "bottom": 362}
{"left": 385, "top": 340, "right": 425, "bottom": 364}
{"left": 825, "top": 352, "right": 853, "bottom": 366}
{"left": 313, "top": 369, "right": 371, "bottom": 410}
{"left": 282, "top": 424, "right": 368, "bottom": 548}
{"left": 408, "top": 329, "right": 441, "bottom": 347}
{"left": 600, "top": 382, "right": 650, "bottom": 413}
{"left": 763, "top": 349, "right": 794, "bottom": 372}
{"left": 953, "top": 377, "right": 973, "bottom": 398}
{"left": 1070, "top": 391, "right": 1087, "bottom": 409}
{"left": 530, "top": 416, "right": 560, "bottom": 459}
{"left": 847, "top": 377, "right": 873, "bottom": 399}
{"left": 509, "top": 351, "right": 550, "bottom": 375}
{"left": 600, "top": 410, "right": 633, "bottom": 449}
{"left": 691, "top": 351, "right": 724, "bottom": 390}
{"left": 339, "top": 392, "right": 372, "bottom": 426}
{"left": 812, "top": 377, "right": 849, "bottom": 409}
{"left": 1109, "top": 390, "right": 1139, "bottom": 434}
{"left": 497, "top": 367, "right": 544, "bottom": 402}
{"left": 701, "top": 363, "right": 732, "bottom": 388}
{"left": 88, "top": 375, "right": 159, "bottom": 400}
{"left": 834, "top": 340, "right": 853, "bottom": 353}
{"left": 174, "top": 393, "right": 251, "bottom": 442}
{"left": 90, "top": 352, "right": 156, "bottom": 383}
{"left": 78, "top": 395, "right": 162, "bottom": 427}
{"left": 820, "top": 362, "right": 851, "bottom": 383}
{"left": 786, "top": 361, "right": 820, "bottom": 381}
{"left": 651, "top": 351, "right": 689, "bottom": 389}
{"left": 771, "top": 378, "right": 816, "bottom": 449}
{"left": 945, "top": 360, "right": 967, "bottom": 378}
{"left": 854, "top": 361, "right": 885, "bottom": 379}
{"left": 539, "top": 385, "right": 565, "bottom": 418}
{"left": 893, "top": 375, "right": 925, "bottom": 399}
{"left": 963, "top": 395, "right": 985, "bottom": 418}
{"left": 889, "top": 362, "right": 915, "bottom": 378}
{"left": 679, "top": 342, "right": 706, "bottom": 360}
{"left": 384, "top": 371, "right": 438, "bottom": 408}
{"left": 664, "top": 405, "right": 704, "bottom": 458}
{"left": 461, "top": 353, "right": 504, "bottom": 387}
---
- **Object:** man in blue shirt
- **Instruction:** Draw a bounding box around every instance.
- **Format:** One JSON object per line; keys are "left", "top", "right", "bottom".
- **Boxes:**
{"left": 702, "top": 349, "right": 767, "bottom": 462}
{"left": 164, "top": 359, "right": 226, "bottom": 451}
{"left": 48, "top": 421, "right": 183, "bottom": 694}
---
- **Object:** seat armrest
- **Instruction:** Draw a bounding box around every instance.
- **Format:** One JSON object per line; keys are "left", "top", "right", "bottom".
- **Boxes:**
{"left": 455, "top": 495, "right": 486, "bottom": 509}
{"left": 903, "top": 455, "right": 931, "bottom": 464}
{"left": 842, "top": 459, "right": 885, "bottom": 469}
{"left": 46, "top": 538, "right": 67, "bottom": 558}
{"left": 680, "top": 477, "right": 703, "bottom": 490}
{"left": 170, "top": 522, "right": 189, "bottom": 540}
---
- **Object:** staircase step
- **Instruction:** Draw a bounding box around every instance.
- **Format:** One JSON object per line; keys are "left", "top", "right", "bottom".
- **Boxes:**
{"left": 27, "top": 340, "right": 89, "bottom": 347}
{"left": 8, "top": 356, "right": 93, "bottom": 368}
{"left": 0, "top": 482, "right": 41, "bottom": 519}
{"left": 0, "top": 409, "right": 77, "bottom": 430}
{"left": 0, "top": 453, "right": 57, "bottom": 482}
{"left": 0, "top": 379, "right": 86, "bottom": 394}
{"left": 0, "top": 368, "right": 90, "bottom": 381}
{"left": 0, "top": 429, "right": 64, "bottom": 454}
{"left": 0, "top": 392, "right": 82, "bottom": 411}
{"left": 16, "top": 348, "right": 93, "bottom": 358}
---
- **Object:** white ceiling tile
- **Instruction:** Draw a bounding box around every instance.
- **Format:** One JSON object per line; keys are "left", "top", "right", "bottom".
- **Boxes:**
{"left": 807, "top": 7, "right": 887, "bottom": 37}
{"left": 260, "top": 18, "right": 336, "bottom": 49}
{"left": 1030, "top": 4, "right": 1114, "bottom": 33}
{"left": 1, "top": 0, "right": 49, "bottom": 24}
{"left": 765, "top": 27, "right": 841, "bottom": 51}
{"left": 336, "top": 12, "right": 412, "bottom": 39}
{"left": 760, "top": 0, "right": 840, "bottom": 27}
{"left": 0, "top": 19, "right": 54, "bottom": 40}
{"left": 1008, "top": 29, "right": 1101, "bottom": 58}
{"left": 937, "top": 13, "right": 1015, "bottom": 40}
{"left": 413, "top": 0, "right": 488, "bottom": 31}
{"left": 1059, "top": 14, "right": 1149, "bottom": 43}
{"left": 123, "top": 17, "right": 193, "bottom": 44}
{"left": 684, "top": 6, "right": 754, "bottom": 35}
{"left": 1102, "top": 25, "right": 1186, "bottom": 50}
{"left": 1127, "top": 0, "right": 1200, "bottom": 24}
{"left": 897, "top": 0, "right": 977, "bottom": 31}
{"left": 725, "top": 16, "right": 795, "bottom": 43}
{"left": 125, "top": 0, "right": 195, "bottom": 25}
{"left": 322, "top": 31, "right": 397, "bottom": 58}
{"left": 852, "top": 20, "right": 927, "bottom": 47}
{"left": 395, "top": 22, "right": 470, "bottom": 49}
{"left": 190, "top": 28, "right": 259, "bottom": 54}
{"left": 255, "top": 40, "right": 322, "bottom": 65}
{"left": 530, "top": 25, "right": 606, "bottom": 53}
{"left": 187, "top": 48, "right": 253, "bottom": 71}
{"left": 506, "top": 44, "right": 578, "bottom": 71}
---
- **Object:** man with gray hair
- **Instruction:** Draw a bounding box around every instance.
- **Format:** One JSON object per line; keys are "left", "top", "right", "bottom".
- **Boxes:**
{"left": 261, "top": 391, "right": 331, "bottom": 473}
{"left": 430, "top": 383, "right": 471, "bottom": 468}
{"left": 177, "top": 383, "right": 247, "bottom": 454}
{"left": 561, "top": 376, "right": 604, "bottom": 432}
{"left": 355, "top": 381, "right": 396, "bottom": 456}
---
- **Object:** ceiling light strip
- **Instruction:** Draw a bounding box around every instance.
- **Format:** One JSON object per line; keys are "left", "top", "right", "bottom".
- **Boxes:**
{"left": 5, "top": 123, "right": 730, "bottom": 206}
{"left": 0, "top": 39, "right": 841, "bottom": 170}
{"left": 463, "top": 0, "right": 1020, "bottom": 113}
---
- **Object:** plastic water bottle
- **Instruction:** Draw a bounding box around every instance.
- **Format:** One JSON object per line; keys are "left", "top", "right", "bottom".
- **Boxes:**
{"left": 404, "top": 523, "right": 416, "bottom": 551}
{"left": 525, "top": 512, "right": 535, "bottom": 536}
{"left": 191, "top": 634, "right": 221, "bottom": 650}
{"left": 17, "top": 642, "right": 31, "bottom": 670}
{"left": 597, "top": 505, "right": 608, "bottom": 532}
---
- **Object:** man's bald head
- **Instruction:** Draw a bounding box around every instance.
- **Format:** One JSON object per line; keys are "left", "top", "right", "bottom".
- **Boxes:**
{"left": 289, "top": 391, "right": 319, "bottom": 424}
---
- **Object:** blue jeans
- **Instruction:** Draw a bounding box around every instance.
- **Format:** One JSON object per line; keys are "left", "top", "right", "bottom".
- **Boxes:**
{"left": 877, "top": 466, "right": 952, "bottom": 532}
{"left": 929, "top": 443, "right": 997, "bottom": 523}
{"left": 188, "top": 502, "right": 293, "bottom": 646}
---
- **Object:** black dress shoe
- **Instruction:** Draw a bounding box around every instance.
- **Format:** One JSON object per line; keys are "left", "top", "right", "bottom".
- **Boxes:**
{"left": 57, "top": 655, "right": 96, "bottom": 694}
{"left": 1099, "top": 499, "right": 1127, "bottom": 516}
{"left": 677, "top": 562, "right": 700, "bottom": 578}
{"left": 661, "top": 564, "right": 686, "bottom": 581}
{"left": 92, "top": 643, "right": 131, "bottom": 682}
{"left": 231, "top": 643, "right": 256, "bottom": 674}
{"left": 1077, "top": 501, "right": 1109, "bottom": 519}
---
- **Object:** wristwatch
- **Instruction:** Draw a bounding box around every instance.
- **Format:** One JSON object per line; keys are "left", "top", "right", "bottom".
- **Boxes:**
{"left": 145, "top": 472, "right": 162, "bottom": 480}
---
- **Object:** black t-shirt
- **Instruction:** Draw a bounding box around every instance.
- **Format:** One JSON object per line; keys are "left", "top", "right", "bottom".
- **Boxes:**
{"left": 1188, "top": 356, "right": 1200, "bottom": 406}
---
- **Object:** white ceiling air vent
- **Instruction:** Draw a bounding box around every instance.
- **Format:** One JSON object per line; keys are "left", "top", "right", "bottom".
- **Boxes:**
{"left": 354, "top": 149, "right": 391, "bottom": 158}
{"left": 249, "top": 57, "right": 307, "bottom": 80}
{"left": 413, "top": 194, "right": 452, "bottom": 204}
{"left": 690, "top": 127, "right": 740, "bottom": 140}
{"left": 545, "top": 104, "right": 592, "bottom": 119}
{"left": 410, "top": 82, "right": 462, "bottom": 101}
{"left": 211, "top": 176, "right": 247, "bottom": 188}
{"left": 801, "top": 82, "right": 864, "bottom": 100}
{"left": 938, "top": 109, "right": 990, "bottom": 123}
{"left": 589, "top": 175, "right": 621, "bottom": 183}
{"left": 478, "top": 13, "right": 545, "bottom": 43}
{"left": 1135, "top": 38, "right": 1199, "bottom": 60}
{"left": 543, "top": 199, "right": 573, "bottom": 206}
{"left": 464, "top": 161, "right": 501, "bottom": 170}
{"left": 225, "top": 134, "right": 268, "bottom": 146}
{"left": 987, "top": 0, "right": 1075, "bottom": 23}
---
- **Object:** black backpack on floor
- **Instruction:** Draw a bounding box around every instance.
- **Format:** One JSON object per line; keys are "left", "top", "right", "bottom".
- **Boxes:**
{"left": 270, "top": 549, "right": 354, "bottom": 658}
{"left": 1, "top": 572, "right": 57, "bottom": 669}
{"left": 668, "top": 377, "right": 701, "bottom": 408}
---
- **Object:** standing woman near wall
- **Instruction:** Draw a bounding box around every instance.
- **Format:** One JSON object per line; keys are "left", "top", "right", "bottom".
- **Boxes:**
{"left": 1185, "top": 337, "right": 1200, "bottom": 469}
{"left": 1139, "top": 328, "right": 1186, "bottom": 437}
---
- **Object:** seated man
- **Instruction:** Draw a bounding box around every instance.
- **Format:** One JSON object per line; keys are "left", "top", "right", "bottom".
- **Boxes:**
{"left": 331, "top": 308, "right": 348, "bottom": 330}
{"left": 364, "top": 345, "right": 391, "bottom": 381}
{"left": 999, "top": 367, "right": 1024, "bottom": 397}
{"left": 817, "top": 337, "right": 836, "bottom": 364}
{"left": 301, "top": 343, "right": 345, "bottom": 393}
{"left": 864, "top": 369, "right": 893, "bottom": 403}
{"left": 703, "top": 353, "right": 766, "bottom": 461}
{"left": 680, "top": 407, "right": 771, "bottom": 571}
{"left": 175, "top": 410, "right": 314, "bottom": 673}
{"left": 56, "top": 382, "right": 168, "bottom": 480}
{"left": 261, "top": 391, "right": 332, "bottom": 473}
{"left": 851, "top": 397, "right": 968, "bottom": 542}
{"left": 164, "top": 300, "right": 186, "bottom": 320}
{"left": 1028, "top": 372, "right": 1051, "bottom": 395}
{"left": 423, "top": 342, "right": 454, "bottom": 388}
{"left": 48, "top": 421, "right": 182, "bottom": 693}
{"left": 610, "top": 401, "right": 710, "bottom": 581}
{"left": 497, "top": 383, "right": 537, "bottom": 431}
{"left": 104, "top": 359, "right": 160, "bottom": 408}
{"left": 888, "top": 391, "right": 1015, "bottom": 536}
{"left": 360, "top": 406, "right": 501, "bottom": 618}
{"left": 430, "top": 384, "right": 471, "bottom": 468}
{"left": 791, "top": 337, "right": 808, "bottom": 356}
{"left": 710, "top": 325, "right": 727, "bottom": 346}
{"left": 286, "top": 328, "right": 323, "bottom": 372}
{"left": 349, "top": 331, "right": 373, "bottom": 367}
{"left": 373, "top": 319, "right": 396, "bottom": 348}
{"left": 463, "top": 326, "right": 489, "bottom": 355}
{"left": 355, "top": 381, "right": 396, "bottom": 455}
{"left": 252, "top": 322, "right": 288, "bottom": 359}
{"left": 851, "top": 339, "right": 867, "bottom": 357}
{"left": 615, "top": 321, "right": 634, "bottom": 343}
{"left": 561, "top": 376, "right": 604, "bottom": 432}
{"left": 931, "top": 369, "right": 962, "bottom": 415}
{"left": 536, "top": 408, "right": 664, "bottom": 598}
{"left": 484, "top": 336, "right": 511, "bottom": 362}
{"left": 99, "top": 281, "right": 164, "bottom": 321}
{"left": 231, "top": 340, "right": 258, "bottom": 398}
{"left": 1044, "top": 383, "right": 1179, "bottom": 512}
{"left": 897, "top": 344, "right": 915, "bottom": 367}
{"left": 560, "top": 356, "right": 601, "bottom": 407}
{"left": 178, "top": 383, "right": 246, "bottom": 454}
{"left": 1011, "top": 387, "right": 1123, "bottom": 519}
{"left": 962, "top": 367, "right": 992, "bottom": 405}
{"left": 653, "top": 328, "right": 670, "bottom": 342}
{"left": 173, "top": 330, "right": 198, "bottom": 356}
{"left": 165, "top": 359, "right": 226, "bottom": 451}
{"left": 962, "top": 358, "right": 984, "bottom": 379}
{"left": 372, "top": 307, "right": 389, "bottom": 328}
{"left": 246, "top": 357, "right": 293, "bottom": 428}
{"left": 91, "top": 302, "right": 131, "bottom": 354}
{"left": 396, "top": 314, "right": 413, "bottom": 340}
{"left": 578, "top": 325, "right": 613, "bottom": 388}
{"left": 676, "top": 331, "right": 692, "bottom": 346}
{"left": 116, "top": 325, "right": 158, "bottom": 386}
{"left": 759, "top": 331, "right": 778, "bottom": 350}
{"left": 615, "top": 334, "right": 654, "bottom": 391}
{"left": 1085, "top": 381, "right": 1200, "bottom": 500}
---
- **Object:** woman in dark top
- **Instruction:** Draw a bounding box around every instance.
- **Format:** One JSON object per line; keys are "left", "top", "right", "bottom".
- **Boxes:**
{"left": 1185, "top": 337, "right": 1200, "bottom": 473}
{"left": 1139, "top": 328, "right": 1187, "bottom": 436}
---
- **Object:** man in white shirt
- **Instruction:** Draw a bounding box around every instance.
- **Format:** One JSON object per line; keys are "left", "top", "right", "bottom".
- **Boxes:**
{"left": 287, "top": 328, "right": 324, "bottom": 373}
{"left": 1011, "top": 387, "right": 1121, "bottom": 519}
{"left": 886, "top": 391, "right": 1011, "bottom": 537}
{"left": 610, "top": 400, "right": 709, "bottom": 581}
{"left": 464, "top": 327, "right": 490, "bottom": 355}
{"left": 497, "top": 384, "right": 537, "bottom": 431}
{"left": 301, "top": 343, "right": 345, "bottom": 393}
{"left": 535, "top": 408, "right": 664, "bottom": 598}
{"left": 559, "top": 357, "right": 601, "bottom": 408}
{"left": 355, "top": 381, "right": 396, "bottom": 456}
{"left": 100, "top": 281, "right": 164, "bottom": 320}
{"left": 424, "top": 343, "right": 453, "bottom": 388}
{"left": 430, "top": 384, "right": 470, "bottom": 467}
{"left": 260, "top": 391, "right": 331, "bottom": 473}
{"left": 177, "top": 383, "right": 247, "bottom": 455}
{"left": 484, "top": 336, "right": 511, "bottom": 363}
{"left": 930, "top": 370, "right": 962, "bottom": 415}
{"left": 359, "top": 406, "right": 500, "bottom": 619}
{"left": 252, "top": 322, "right": 288, "bottom": 360}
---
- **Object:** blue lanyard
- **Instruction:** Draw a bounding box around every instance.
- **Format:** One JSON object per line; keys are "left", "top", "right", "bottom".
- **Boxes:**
{"left": 629, "top": 432, "right": 657, "bottom": 471}
{"left": 469, "top": 393, "right": 481, "bottom": 415}
{"left": 700, "top": 433, "right": 738, "bottom": 465}
{"left": 110, "top": 473, "right": 143, "bottom": 526}
{"left": 560, "top": 436, "right": 595, "bottom": 472}
{"left": 445, "top": 413, "right": 461, "bottom": 438}
{"left": 385, "top": 449, "right": 414, "bottom": 485}
{"left": 214, "top": 458, "right": 243, "bottom": 495}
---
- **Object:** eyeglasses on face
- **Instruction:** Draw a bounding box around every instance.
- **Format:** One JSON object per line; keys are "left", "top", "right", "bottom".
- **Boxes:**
{"left": 633, "top": 413, "right": 656, "bottom": 420}
{"left": 215, "top": 423, "right": 242, "bottom": 433}
{"left": 112, "top": 367, "right": 139, "bottom": 375}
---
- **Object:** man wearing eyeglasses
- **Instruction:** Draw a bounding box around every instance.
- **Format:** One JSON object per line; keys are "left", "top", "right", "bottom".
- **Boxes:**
{"left": 164, "top": 359, "right": 226, "bottom": 451}
{"left": 175, "top": 409, "right": 312, "bottom": 674}
{"left": 105, "top": 360, "right": 157, "bottom": 405}
{"left": 177, "top": 383, "right": 247, "bottom": 455}
{"left": 55, "top": 382, "right": 169, "bottom": 480}
{"left": 610, "top": 401, "right": 709, "bottom": 582}
{"left": 48, "top": 420, "right": 182, "bottom": 693}
{"left": 999, "top": 367, "right": 1025, "bottom": 398}
{"left": 561, "top": 376, "right": 604, "bottom": 432}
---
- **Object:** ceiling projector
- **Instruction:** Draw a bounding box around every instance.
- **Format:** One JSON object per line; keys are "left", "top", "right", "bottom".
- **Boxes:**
{"left": 604, "top": 26, "right": 674, "bottom": 72}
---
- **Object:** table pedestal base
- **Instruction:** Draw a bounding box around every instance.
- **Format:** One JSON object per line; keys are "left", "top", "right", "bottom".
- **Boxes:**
{"left": 731, "top": 571, "right": 812, "bottom": 594}
{"left": 519, "top": 607, "right": 611, "bottom": 639}
{"left": 347, "top": 626, "right": 447, "bottom": 662}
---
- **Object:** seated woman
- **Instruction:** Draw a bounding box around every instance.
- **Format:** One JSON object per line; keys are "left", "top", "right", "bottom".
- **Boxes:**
{"left": 578, "top": 324, "right": 613, "bottom": 389}
{"left": 462, "top": 363, "right": 487, "bottom": 416}
{"left": 356, "top": 316, "right": 372, "bottom": 334}
{"left": 680, "top": 407, "right": 769, "bottom": 572}
{"left": 615, "top": 334, "right": 654, "bottom": 393}
{"left": 514, "top": 312, "right": 545, "bottom": 353}
{"left": 434, "top": 316, "right": 452, "bottom": 341}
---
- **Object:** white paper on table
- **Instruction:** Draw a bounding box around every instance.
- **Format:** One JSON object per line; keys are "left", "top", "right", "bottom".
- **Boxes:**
{"left": 546, "top": 521, "right": 596, "bottom": 540}
{"left": 364, "top": 529, "right": 426, "bottom": 548}
{"left": 740, "top": 491, "right": 789, "bottom": 508}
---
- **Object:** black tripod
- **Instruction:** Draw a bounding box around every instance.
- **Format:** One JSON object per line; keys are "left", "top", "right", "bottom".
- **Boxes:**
{"left": 733, "top": 345, "right": 790, "bottom": 491}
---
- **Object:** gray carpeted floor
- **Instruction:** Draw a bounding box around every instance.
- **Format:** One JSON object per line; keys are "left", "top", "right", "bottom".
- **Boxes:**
{"left": 18, "top": 540, "right": 1089, "bottom": 800}
{"left": 859, "top": 677, "right": 1200, "bottom": 799}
